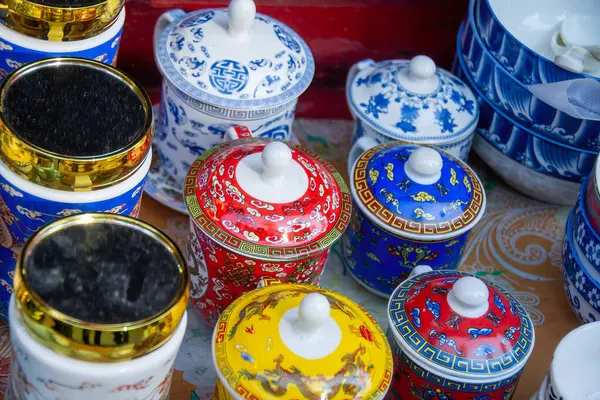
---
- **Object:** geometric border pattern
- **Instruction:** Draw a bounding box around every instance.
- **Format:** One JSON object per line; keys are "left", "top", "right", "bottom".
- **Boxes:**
{"left": 388, "top": 335, "right": 523, "bottom": 392}
{"left": 388, "top": 270, "right": 534, "bottom": 375}
{"left": 156, "top": 9, "right": 315, "bottom": 111}
{"left": 184, "top": 138, "right": 352, "bottom": 260}
{"left": 353, "top": 142, "right": 485, "bottom": 236}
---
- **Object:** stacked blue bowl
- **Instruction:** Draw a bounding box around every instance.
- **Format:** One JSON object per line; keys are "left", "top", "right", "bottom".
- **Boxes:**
{"left": 455, "top": 0, "right": 600, "bottom": 205}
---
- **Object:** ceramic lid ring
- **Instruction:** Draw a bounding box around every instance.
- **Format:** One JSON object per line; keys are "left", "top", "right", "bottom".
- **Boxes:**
{"left": 154, "top": 0, "right": 315, "bottom": 110}
{"left": 388, "top": 269, "right": 535, "bottom": 380}
{"left": 184, "top": 136, "right": 352, "bottom": 260}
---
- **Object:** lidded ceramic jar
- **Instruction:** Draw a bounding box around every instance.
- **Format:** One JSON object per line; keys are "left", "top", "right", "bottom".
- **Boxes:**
{"left": 212, "top": 278, "right": 393, "bottom": 400}
{"left": 346, "top": 55, "right": 479, "bottom": 163}
{"left": 0, "top": 58, "right": 152, "bottom": 321}
{"left": 7, "top": 213, "right": 189, "bottom": 399}
{"left": 387, "top": 266, "right": 535, "bottom": 399}
{"left": 343, "top": 139, "right": 486, "bottom": 297}
{"left": 184, "top": 126, "right": 351, "bottom": 327}
{"left": 154, "top": 0, "right": 314, "bottom": 187}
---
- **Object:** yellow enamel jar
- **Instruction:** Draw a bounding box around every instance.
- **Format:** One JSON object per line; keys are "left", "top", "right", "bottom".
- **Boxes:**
{"left": 211, "top": 278, "right": 393, "bottom": 400}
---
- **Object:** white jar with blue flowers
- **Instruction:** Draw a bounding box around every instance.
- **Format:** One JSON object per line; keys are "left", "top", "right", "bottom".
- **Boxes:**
{"left": 153, "top": 0, "right": 314, "bottom": 188}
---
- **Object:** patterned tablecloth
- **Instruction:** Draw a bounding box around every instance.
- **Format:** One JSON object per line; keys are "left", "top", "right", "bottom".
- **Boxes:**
{"left": 0, "top": 119, "right": 582, "bottom": 399}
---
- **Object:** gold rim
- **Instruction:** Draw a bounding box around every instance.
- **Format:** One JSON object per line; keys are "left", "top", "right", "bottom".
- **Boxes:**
{"left": 14, "top": 213, "right": 189, "bottom": 362}
{"left": 2, "top": 0, "right": 124, "bottom": 41}
{"left": 0, "top": 58, "right": 153, "bottom": 192}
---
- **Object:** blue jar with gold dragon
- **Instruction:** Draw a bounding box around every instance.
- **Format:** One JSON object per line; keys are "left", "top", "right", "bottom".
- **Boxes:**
{"left": 342, "top": 138, "right": 486, "bottom": 298}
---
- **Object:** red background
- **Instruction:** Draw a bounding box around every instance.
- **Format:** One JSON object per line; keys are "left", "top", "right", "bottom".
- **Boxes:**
{"left": 119, "top": 0, "right": 468, "bottom": 118}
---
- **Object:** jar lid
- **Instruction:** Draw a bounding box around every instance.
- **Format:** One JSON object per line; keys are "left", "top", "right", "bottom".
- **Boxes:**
{"left": 184, "top": 135, "right": 351, "bottom": 260}
{"left": 213, "top": 280, "right": 393, "bottom": 399}
{"left": 351, "top": 141, "right": 485, "bottom": 240}
{"left": 347, "top": 56, "right": 478, "bottom": 142}
{"left": 155, "top": 0, "right": 314, "bottom": 110}
{"left": 388, "top": 268, "right": 535, "bottom": 379}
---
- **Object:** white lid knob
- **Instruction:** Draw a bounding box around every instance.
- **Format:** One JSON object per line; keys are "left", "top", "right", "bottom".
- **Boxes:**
{"left": 404, "top": 147, "right": 443, "bottom": 185}
{"left": 447, "top": 276, "right": 489, "bottom": 318}
{"left": 261, "top": 141, "right": 292, "bottom": 184}
{"left": 297, "top": 293, "right": 330, "bottom": 336}
{"left": 397, "top": 55, "right": 440, "bottom": 95}
{"left": 408, "top": 264, "right": 433, "bottom": 279}
{"left": 228, "top": 0, "right": 256, "bottom": 39}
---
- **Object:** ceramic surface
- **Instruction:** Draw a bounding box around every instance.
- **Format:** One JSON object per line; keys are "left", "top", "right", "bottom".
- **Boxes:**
{"left": 342, "top": 204, "right": 469, "bottom": 298}
{"left": 475, "top": 0, "right": 600, "bottom": 85}
{"left": 0, "top": 8, "right": 124, "bottom": 81}
{"left": 0, "top": 155, "right": 150, "bottom": 322}
{"left": 455, "top": 54, "right": 597, "bottom": 183}
{"left": 562, "top": 211, "right": 600, "bottom": 323}
{"left": 349, "top": 141, "right": 485, "bottom": 241}
{"left": 573, "top": 181, "right": 600, "bottom": 274}
{"left": 350, "top": 118, "right": 474, "bottom": 162}
{"left": 212, "top": 282, "right": 393, "bottom": 399}
{"left": 472, "top": 135, "right": 580, "bottom": 206}
{"left": 387, "top": 335, "right": 521, "bottom": 399}
{"left": 155, "top": 80, "right": 296, "bottom": 186}
{"left": 346, "top": 56, "right": 478, "bottom": 143}
{"left": 154, "top": 4, "right": 314, "bottom": 110}
{"left": 184, "top": 135, "right": 350, "bottom": 327}
{"left": 586, "top": 158, "right": 600, "bottom": 233}
{"left": 9, "top": 297, "right": 186, "bottom": 400}
{"left": 460, "top": 15, "right": 600, "bottom": 150}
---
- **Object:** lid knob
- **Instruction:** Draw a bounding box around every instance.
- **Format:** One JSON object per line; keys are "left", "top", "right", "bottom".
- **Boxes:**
{"left": 447, "top": 276, "right": 489, "bottom": 318}
{"left": 296, "top": 293, "right": 330, "bottom": 337}
{"left": 228, "top": 0, "right": 256, "bottom": 39}
{"left": 261, "top": 141, "right": 292, "bottom": 184}
{"left": 404, "top": 147, "right": 443, "bottom": 185}
{"left": 397, "top": 55, "right": 440, "bottom": 95}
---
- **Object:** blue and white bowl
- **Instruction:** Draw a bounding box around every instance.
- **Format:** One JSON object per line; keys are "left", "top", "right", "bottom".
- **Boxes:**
{"left": 573, "top": 177, "right": 600, "bottom": 274}
{"left": 562, "top": 209, "right": 600, "bottom": 324}
{"left": 460, "top": 11, "right": 600, "bottom": 151}
{"left": 475, "top": 0, "right": 600, "bottom": 85}
{"left": 455, "top": 41, "right": 597, "bottom": 186}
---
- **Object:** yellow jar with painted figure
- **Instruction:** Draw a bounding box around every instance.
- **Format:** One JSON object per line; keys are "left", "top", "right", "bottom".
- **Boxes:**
{"left": 211, "top": 278, "right": 393, "bottom": 400}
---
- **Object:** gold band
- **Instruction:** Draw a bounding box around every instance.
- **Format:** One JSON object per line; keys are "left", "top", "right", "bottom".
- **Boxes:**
{"left": 14, "top": 213, "right": 190, "bottom": 362}
{"left": 0, "top": 58, "right": 153, "bottom": 192}
{"left": 1, "top": 0, "right": 123, "bottom": 41}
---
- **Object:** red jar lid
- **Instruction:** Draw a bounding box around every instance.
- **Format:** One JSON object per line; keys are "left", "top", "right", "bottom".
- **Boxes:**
{"left": 184, "top": 138, "right": 351, "bottom": 260}
{"left": 388, "top": 268, "right": 535, "bottom": 379}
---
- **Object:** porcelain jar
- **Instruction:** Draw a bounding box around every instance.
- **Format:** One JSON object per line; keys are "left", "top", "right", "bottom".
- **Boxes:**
{"left": 211, "top": 277, "right": 393, "bottom": 400}
{"left": 184, "top": 126, "right": 351, "bottom": 326}
{"left": 342, "top": 139, "right": 486, "bottom": 297}
{"left": 346, "top": 55, "right": 479, "bottom": 165}
{"left": 0, "top": 58, "right": 153, "bottom": 321}
{"left": 154, "top": 0, "right": 314, "bottom": 188}
{"left": 0, "top": 8, "right": 124, "bottom": 81}
{"left": 6, "top": 213, "right": 189, "bottom": 400}
{"left": 387, "top": 266, "right": 535, "bottom": 399}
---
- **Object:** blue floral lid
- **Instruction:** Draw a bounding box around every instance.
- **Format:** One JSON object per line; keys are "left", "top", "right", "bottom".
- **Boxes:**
{"left": 155, "top": 0, "right": 314, "bottom": 110}
{"left": 351, "top": 142, "right": 485, "bottom": 240}
{"left": 347, "top": 56, "right": 478, "bottom": 142}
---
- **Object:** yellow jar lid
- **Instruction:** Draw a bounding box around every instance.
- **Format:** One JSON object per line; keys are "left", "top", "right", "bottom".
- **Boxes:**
{"left": 213, "top": 280, "right": 393, "bottom": 400}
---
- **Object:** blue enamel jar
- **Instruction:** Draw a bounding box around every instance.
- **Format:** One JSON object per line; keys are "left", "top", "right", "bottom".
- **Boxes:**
{"left": 0, "top": 8, "right": 124, "bottom": 82}
{"left": 0, "top": 58, "right": 153, "bottom": 321}
{"left": 343, "top": 139, "right": 486, "bottom": 297}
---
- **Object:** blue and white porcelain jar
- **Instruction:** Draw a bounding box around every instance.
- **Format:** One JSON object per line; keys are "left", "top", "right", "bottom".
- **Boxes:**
{"left": 0, "top": 58, "right": 153, "bottom": 321}
{"left": 342, "top": 138, "right": 486, "bottom": 297}
{"left": 346, "top": 55, "right": 479, "bottom": 166}
{"left": 0, "top": 8, "right": 124, "bottom": 81}
{"left": 153, "top": 0, "right": 314, "bottom": 187}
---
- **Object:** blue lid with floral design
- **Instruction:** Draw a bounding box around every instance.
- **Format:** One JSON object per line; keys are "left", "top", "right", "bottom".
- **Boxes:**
{"left": 347, "top": 55, "right": 478, "bottom": 142}
{"left": 155, "top": 0, "right": 314, "bottom": 110}
{"left": 351, "top": 141, "right": 485, "bottom": 240}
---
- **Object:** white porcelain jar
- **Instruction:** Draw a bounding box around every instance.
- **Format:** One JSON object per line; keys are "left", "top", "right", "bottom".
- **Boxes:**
{"left": 153, "top": 0, "right": 314, "bottom": 187}
{"left": 346, "top": 55, "right": 479, "bottom": 165}
{"left": 7, "top": 213, "right": 189, "bottom": 400}
{"left": 0, "top": 58, "right": 153, "bottom": 321}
